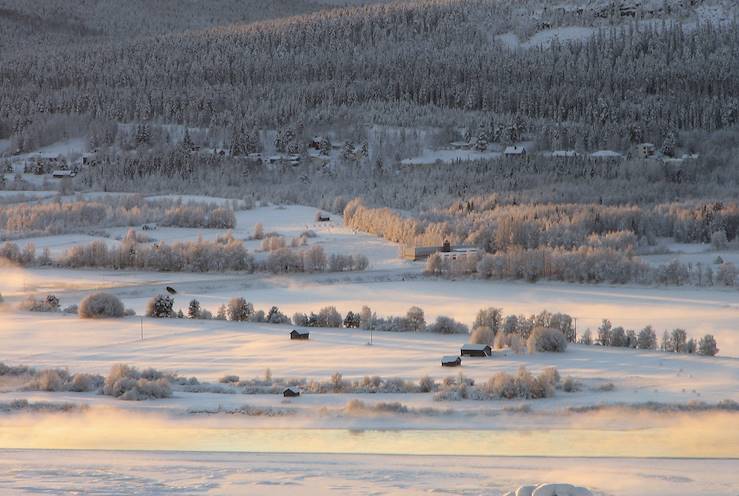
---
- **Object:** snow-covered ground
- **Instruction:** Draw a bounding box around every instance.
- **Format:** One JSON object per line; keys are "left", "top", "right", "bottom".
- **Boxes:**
{"left": 2, "top": 450, "right": 736, "bottom": 496}
{"left": 6, "top": 204, "right": 410, "bottom": 270}
{"left": 2, "top": 198, "right": 739, "bottom": 494}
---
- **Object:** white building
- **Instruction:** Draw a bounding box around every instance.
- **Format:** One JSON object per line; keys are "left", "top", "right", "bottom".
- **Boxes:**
{"left": 503, "top": 145, "right": 527, "bottom": 157}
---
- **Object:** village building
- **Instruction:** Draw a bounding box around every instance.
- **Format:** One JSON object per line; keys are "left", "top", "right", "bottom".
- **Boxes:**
{"left": 460, "top": 343, "right": 492, "bottom": 357}
{"left": 290, "top": 330, "right": 310, "bottom": 340}
{"left": 551, "top": 150, "right": 579, "bottom": 158}
{"left": 441, "top": 355, "right": 462, "bottom": 367}
{"left": 636, "top": 143, "right": 656, "bottom": 159}
{"left": 268, "top": 154, "right": 301, "bottom": 166}
{"left": 52, "top": 169, "right": 76, "bottom": 178}
{"left": 438, "top": 247, "right": 479, "bottom": 263}
{"left": 402, "top": 239, "right": 479, "bottom": 261}
{"left": 590, "top": 150, "right": 624, "bottom": 160}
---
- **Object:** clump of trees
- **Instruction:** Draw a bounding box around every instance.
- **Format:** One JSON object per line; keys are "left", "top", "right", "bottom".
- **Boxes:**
{"left": 433, "top": 367, "right": 561, "bottom": 401}
{"left": 0, "top": 197, "right": 236, "bottom": 239}
{"left": 583, "top": 319, "right": 720, "bottom": 356}
{"left": 0, "top": 235, "right": 368, "bottom": 275}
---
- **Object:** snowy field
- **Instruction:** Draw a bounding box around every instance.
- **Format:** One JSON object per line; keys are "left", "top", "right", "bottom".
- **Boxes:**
{"left": 2, "top": 199, "right": 739, "bottom": 495}
{"left": 2, "top": 451, "right": 736, "bottom": 496}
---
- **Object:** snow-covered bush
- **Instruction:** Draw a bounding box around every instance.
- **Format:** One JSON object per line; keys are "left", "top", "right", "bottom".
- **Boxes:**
{"left": 102, "top": 364, "right": 172, "bottom": 400}
{"left": 18, "top": 294, "right": 60, "bottom": 312}
{"left": 527, "top": 328, "right": 568, "bottom": 353}
{"left": 427, "top": 315, "right": 469, "bottom": 334}
{"left": 146, "top": 294, "right": 174, "bottom": 318}
{"left": 79, "top": 292, "right": 125, "bottom": 319}
{"left": 27, "top": 369, "right": 103, "bottom": 392}
{"left": 562, "top": 376, "right": 581, "bottom": 392}
{"left": 219, "top": 375, "right": 240, "bottom": 384}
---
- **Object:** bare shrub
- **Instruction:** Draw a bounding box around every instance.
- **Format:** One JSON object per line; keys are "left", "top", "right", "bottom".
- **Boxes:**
{"left": 102, "top": 364, "right": 172, "bottom": 400}
{"left": 470, "top": 326, "right": 495, "bottom": 346}
{"left": 79, "top": 292, "right": 125, "bottom": 319}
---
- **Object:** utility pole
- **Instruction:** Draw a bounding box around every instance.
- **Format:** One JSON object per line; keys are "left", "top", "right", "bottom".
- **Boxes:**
{"left": 140, "top": 316, "right": 144, "bottom": 341}
{"left": 574, "top": 316, "right": 577, "bottom": 343}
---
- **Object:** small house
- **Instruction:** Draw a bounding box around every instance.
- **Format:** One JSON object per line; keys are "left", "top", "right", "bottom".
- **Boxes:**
{"left": 591, "top": 150, "right": 624, "bottom": 160}
{"left": 503, "top": 145, "right": 527, "bottom": 157}
{"left": 290, "top": 330, "right": 309, "bottom": 340}
{"left": 636, "top": 143, "right": 656, "bottom": 159}
{"left": 283, "top": 387, "right": 301, "bottom": 397}
{"left": 441, "top": 355, "right": 462, "bottom": 367}
{"left": 551, "top": 150, "right": 578, "bottom": 158}
{"left": 461, "top": 343, "right": 492, "bottom": 357}
{"left": 52, "top": 169, "right": 76, "bottom": 178}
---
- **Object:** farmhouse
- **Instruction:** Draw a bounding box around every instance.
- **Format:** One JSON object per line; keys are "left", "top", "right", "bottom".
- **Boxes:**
{"left": 460, "top": 343, "right": 492, "bottom": 357}
{"left": 283, "top": 387, "right": 301, "bottom": 397}
{"left": 290, "top": 330, "right": 309, "bottom": 340}
{"left": 503, "top": 145, "right": 527, "bottom": 157}
{"left": 441, "top": 355, "right": 462, "bottom": 367}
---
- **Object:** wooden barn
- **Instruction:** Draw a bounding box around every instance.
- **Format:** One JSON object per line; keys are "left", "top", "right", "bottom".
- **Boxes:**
{"left": 283, "top": 387, "right": 301, "bottom": 397}
{"left": 290, "top": 330, "right": 309, "bottom": 340}
{"left": 460, "top": 343, "right": 492, "bottom": 357}
{"left": 441, "top": 355, "right": 462, "bottom": 367}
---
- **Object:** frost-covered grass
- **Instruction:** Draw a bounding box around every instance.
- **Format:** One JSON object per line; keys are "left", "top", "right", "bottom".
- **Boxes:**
{"left": 0, "top": 399, "right": 86, "bottom": 413}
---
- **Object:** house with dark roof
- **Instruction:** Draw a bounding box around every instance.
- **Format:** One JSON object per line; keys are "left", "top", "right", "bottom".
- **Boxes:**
{"left": 290, "top": 330, "right": 310, "bottom": 340}
{"left": 441, "top": 355, "right": 462, "bottom": 367}
{"left": 460, "top": 343, "right": 492, "bottom": 357}
{"left": 283, "top": 387, "right": 301, "bottom": 397}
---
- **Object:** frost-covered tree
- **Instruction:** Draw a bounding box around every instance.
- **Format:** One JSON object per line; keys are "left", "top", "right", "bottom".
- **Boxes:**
{"left": 597, "top": 319, "right": 612, "bottom": 346}
{"left": 146, "top": 294, "right": 174, "bottom": 318}
{"left": 187, "top": 299, "right": 201, "bottom": 319}
{"left": 227, "top": 297, "right": 253, "bottom": 322}
{"left": 698, "top": 334, "right": 719, "bottom": 356}
{"left": 405, "top": 306, "right": 426, "bottom": 332}
{"left": 637, "top": 325, "right": 657, "bottom": 350}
